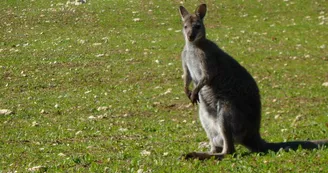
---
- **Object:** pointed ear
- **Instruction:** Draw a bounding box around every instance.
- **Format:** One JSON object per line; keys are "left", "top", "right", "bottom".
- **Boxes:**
{"left": 195, "top": 4, "right": 206, "bottom": 20}
{"left": 179, "top": 6, "right": 189, "bottom": 20}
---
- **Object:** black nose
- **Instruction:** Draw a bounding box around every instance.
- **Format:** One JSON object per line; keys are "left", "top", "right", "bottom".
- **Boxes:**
{"left": 188, "top": 35, "right": 196, "bottom": 41}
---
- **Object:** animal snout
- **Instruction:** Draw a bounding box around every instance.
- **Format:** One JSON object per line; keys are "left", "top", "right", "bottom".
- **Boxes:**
{"left": 188, "top": 33, "right": 196, "bottom": 42}
{"left": 188, "top": 36, "right": 195, "bottom": 41}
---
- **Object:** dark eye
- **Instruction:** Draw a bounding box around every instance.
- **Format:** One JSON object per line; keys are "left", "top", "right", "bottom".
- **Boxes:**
{"left": 184, "top": 25, "right": 187, "bottom": 29}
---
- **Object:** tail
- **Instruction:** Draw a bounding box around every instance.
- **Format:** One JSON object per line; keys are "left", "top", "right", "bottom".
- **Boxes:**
{"left": 262, "top": 139, "right": 328, "bottom": 152}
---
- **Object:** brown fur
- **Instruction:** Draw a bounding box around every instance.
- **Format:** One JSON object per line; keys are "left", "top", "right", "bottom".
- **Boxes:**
{"left": 179, "top": 4, "right": 328, "bottom": 160}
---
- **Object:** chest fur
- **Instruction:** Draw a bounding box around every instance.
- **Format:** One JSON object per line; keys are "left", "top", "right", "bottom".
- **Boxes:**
{"left": 183, "top": 46, "right": 205, "bottom": 82}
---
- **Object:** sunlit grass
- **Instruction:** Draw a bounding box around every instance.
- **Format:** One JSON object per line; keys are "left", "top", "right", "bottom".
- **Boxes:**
{"left": 1, "top": 0, "right": 327, "bottom": 172}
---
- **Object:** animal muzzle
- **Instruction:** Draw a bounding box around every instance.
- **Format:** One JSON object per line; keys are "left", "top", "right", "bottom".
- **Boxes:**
{"left": 188, "top": 34, "right": 196, "bottom": 42}
{"left": 187, "top": 30, "right": 199, "bottom": 42}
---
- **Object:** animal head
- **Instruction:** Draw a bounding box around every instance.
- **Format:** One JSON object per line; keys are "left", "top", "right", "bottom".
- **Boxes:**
{"left": 179, "top": 4, "right": 207, "bottom": 43}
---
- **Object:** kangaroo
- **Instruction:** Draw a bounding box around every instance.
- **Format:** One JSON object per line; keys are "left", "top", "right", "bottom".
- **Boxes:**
{"left": 179, "top": 4, "right": 328, "bottom": 160}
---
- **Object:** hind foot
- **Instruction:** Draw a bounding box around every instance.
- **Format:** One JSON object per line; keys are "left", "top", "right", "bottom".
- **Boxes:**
{"left": 181, "top": 152, "right": 225, "bottom": 160}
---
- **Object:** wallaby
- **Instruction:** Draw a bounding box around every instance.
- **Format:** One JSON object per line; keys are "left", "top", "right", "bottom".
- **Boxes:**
{"left": 179, "top": 4, "right": 328, "bottom": 160}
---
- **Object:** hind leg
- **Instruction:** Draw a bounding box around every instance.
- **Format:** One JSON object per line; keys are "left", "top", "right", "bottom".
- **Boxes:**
{"left": 183, "top": 103, "right": 224, "bottom": 160}
{"left": 216, "top": 104, "right": 235, "bottom": 155}
{"left": 212, "top": 135, "right": 224, "bottom": 153}
{"left": 198, "top": 103, "right": 223, "bottom": 153}
{"left": 183, "top": 103, "right": 235, "bottom": 160}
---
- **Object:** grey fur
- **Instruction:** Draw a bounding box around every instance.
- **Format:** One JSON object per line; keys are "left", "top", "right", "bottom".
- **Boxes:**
{"left": 179, "top": 4, "right": 328, "bottom": 160}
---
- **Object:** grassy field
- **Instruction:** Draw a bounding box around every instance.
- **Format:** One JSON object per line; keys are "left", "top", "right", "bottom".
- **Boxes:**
{"left": 1, "top": 0, "right": 328, "bottom": 172}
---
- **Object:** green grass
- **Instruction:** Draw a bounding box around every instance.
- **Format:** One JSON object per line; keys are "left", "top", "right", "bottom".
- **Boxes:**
{"left": 1, "top": 0, "right": 328, "bottom": 172}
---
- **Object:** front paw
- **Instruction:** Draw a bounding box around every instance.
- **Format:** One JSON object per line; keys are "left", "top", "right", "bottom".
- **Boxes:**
{"left": 184, "top": 88, "right": 192, "bottom": 100}
{"left": 190, "top": 91, "right": 199, "bottom": 105}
